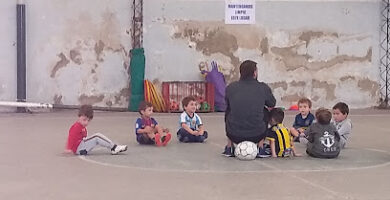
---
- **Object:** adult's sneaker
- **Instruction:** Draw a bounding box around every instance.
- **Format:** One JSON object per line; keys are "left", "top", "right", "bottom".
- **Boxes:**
{"left": 111, "top": 145, "right": 128, "bottom": 155}
{"left": 256, "top": 147, "right": 271, "bottom": 158}
{"left": 222, "top": 146, "right": 235, "bottom": 157}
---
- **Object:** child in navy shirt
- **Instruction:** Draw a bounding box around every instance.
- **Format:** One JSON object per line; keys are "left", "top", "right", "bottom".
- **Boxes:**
{"left": 291, "top": 98, "right": 315, "bottom": 142}
{"left": 135, "top": 101, "right": 171, "bottom": 146}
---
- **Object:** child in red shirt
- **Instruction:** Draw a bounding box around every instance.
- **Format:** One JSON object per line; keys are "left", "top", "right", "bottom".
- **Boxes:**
{"left": 66, "top": 105, "right": 127, "bottom": 155}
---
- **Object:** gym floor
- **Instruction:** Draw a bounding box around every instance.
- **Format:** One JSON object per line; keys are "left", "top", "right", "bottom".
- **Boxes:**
{"left": 1, "top": 109, "right": 389, "bottom": 200}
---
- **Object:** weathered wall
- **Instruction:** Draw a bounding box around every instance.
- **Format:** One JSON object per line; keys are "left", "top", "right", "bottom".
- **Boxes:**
{"left": 0, "top": 1, "right": 17, "bottom": 111}
{"left": 0, "top": 0, "right": 131, "bottom": 110}
{"left": 144, "top": 0, "right": 381, "bottom": 108}
{"left": 0, "top": 0, "right": 382, "bottom": 111}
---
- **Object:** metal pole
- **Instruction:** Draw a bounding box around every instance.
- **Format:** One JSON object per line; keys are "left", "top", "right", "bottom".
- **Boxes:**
{"left": 132, "top": 0, "right": 143, "bottom": 48}
{"left": 387, "top": 0, "right": 390, "bottom": 106}
{"left": 16, "top": 0, "right": 26, "bottom": 112}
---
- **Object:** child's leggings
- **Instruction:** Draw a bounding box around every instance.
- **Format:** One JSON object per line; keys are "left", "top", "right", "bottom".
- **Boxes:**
{"left": 177, "top": 128, "right": 208, "bottom": 143}
{"left": 76, "top": 133, "right": 115, "bottom": 155}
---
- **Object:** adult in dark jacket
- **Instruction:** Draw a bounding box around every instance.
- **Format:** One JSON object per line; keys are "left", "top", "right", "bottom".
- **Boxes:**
{"left": 222, "top": 60, "right": 276, "bottom": 157}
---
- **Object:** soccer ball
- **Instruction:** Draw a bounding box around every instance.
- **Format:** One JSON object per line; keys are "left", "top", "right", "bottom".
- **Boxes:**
{"left": 234, "top": 141, "right": 258, "bottom": 160}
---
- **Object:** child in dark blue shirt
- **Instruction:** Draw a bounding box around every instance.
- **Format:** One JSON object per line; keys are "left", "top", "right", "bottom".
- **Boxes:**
{"left": 291, "top": 98, "right": 315, "bottom": 142}
{"left": 135, "top": 101, "right": 171, "bottom": 146}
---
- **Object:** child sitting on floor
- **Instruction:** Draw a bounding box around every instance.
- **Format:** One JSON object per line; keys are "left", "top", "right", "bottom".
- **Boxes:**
{"left": 177, "top": 96, "right": 208, "bottom": 143}
{"left": 66, "top": 105, "right": 127, "bottom": 155}
{"left": 135, "top": 101, "right": 171, "bottom": 146}
{"left": 262, "top": 108, "right": 301, "bottom": 157}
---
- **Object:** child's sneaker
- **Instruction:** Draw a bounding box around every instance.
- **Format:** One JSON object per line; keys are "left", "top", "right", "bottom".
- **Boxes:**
{"left": 282, "top": 148, "right": 292, "bottom": 157}
{"left": 154, "top": 133, "right": 162, "bottom": 147}
{"left": 111, "top": 145, "right": 127, "bottom": 155}
{"left": 161, "top": 133, "right": 172, "bottom": 146}
{"left": 222, "top": 146, "right": 235, "bottom": 157}
{"left": 256, "top": 147, "right": 271, "bottom": 158}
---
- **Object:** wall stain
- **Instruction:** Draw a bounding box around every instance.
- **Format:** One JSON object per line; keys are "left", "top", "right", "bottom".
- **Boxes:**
{"left": 269, "top": 81, "right": 288, "bottom": 91}
{"left": 114, "top": 87, "right": 130, "bottom": 105}
{"left": 281, "top": 94, "right": 301, "bottom": 103}
{"left": 173, "top": 21, "right": 245, "bottom": 82}
{"left": 51, "top": 53, "right": 70, "bottom": 78}
{"left": 299, "top": 31, "right": 338, "bottom": 47}
{"left": 272, "top": 46, "right": 372, "bottom": 71}
{"left": 358, "top": 78, "right": 379, "bottom": 97}
{"left": 312, "top": 95, "right": 320, "bottom": 101}
{"left": 312, "top": 79, "right": 336, "bottom": 100}
{"left": 260, "top": 37, "right": 268, "bottom": 55}
{"left": 106, "top": 101, "right": 113, "bottom": 107}
{"left": 70, "top": 49, "right": 82, "bottom": 65}
{"left": 78, "top": 94, "right": 104, "bottom": 105}
{"left": 340, "top": 75, "right": 355, "bottom": 81}
{"left": 95, "top": 40, "right": 105, "bottom": 62}
{"left": 290, "top": 80, "right": 306, "bottom": 87}
{"left": 92, "top": 75, "right": 98, "bottom": 83}
{"left": 53, "top": 94, "right": 63, "bottom": 105}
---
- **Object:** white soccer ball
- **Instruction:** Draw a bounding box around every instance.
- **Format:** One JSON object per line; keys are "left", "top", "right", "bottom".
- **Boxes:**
{"left": 234, "top": 141, "right": 258, "bottom": 160}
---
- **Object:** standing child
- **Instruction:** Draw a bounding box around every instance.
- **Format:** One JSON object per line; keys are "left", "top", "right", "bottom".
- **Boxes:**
{"left": 332, "top": 102, "right": 352, "bottom": 148}
{"left": 177, "top": 96, "right": 208, "bottom": 143}
{"left": 263, "top": 108, "right": 301, "bottom": 157}
{"left": 66, "top": 105, "right": 127, "bottom": 155}
{"left": 291, "top": 98, "right": 315, "bottom": 142}
{"left": 305, "top": 108, "right": 340, "bottom": 159}
{"left": 135, "top": 101, "right": 171, "bottom": 146}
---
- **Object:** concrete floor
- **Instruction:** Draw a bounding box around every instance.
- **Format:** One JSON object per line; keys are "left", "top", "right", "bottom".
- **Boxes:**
{"left": 1, "top": 109, "right": 390, "bottom": 200}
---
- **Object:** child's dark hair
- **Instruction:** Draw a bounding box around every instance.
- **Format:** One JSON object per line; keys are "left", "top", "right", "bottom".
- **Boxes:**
{"left": 333, "top": 102, "right": 349, "bottom": 115}
{"left": 78, "top": 105, "right": 94, "bottom": 119}
{"left": 240, "top": 60, "right": 257, "bottom": 80}
{"left": 182, "top": 96, "right": 196, "bottom": 108}
{"left": 138, "top": 101, "right": 153, "bottom": 115}
{"left": 298, "top": 98, "right": 312, "bottom": 108}
{"left": 315, "top": 108, "right": 332, "bottom": 125}
{"left": 269, "top": 107, "right": 284, "bottom": 124}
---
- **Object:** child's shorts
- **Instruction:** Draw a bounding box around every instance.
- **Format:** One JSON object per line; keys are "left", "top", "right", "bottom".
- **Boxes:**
{"left": 137, "top": 134, "right": 155, "bottom": 145}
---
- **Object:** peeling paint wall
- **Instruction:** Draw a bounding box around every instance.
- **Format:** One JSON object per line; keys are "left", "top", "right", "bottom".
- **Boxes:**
{"left": 144, "top": 0, "right": 381, "bottom": 108}
{"left": 0, "top": 0, "right": 382, "bottom": 110}
{"left": 0, "top": 0, "right": 131, "bottom": 110}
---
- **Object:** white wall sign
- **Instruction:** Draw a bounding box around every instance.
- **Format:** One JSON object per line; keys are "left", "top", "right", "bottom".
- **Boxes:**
{"left": 225, "top": 0, "right": 255, "bottom": 24}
